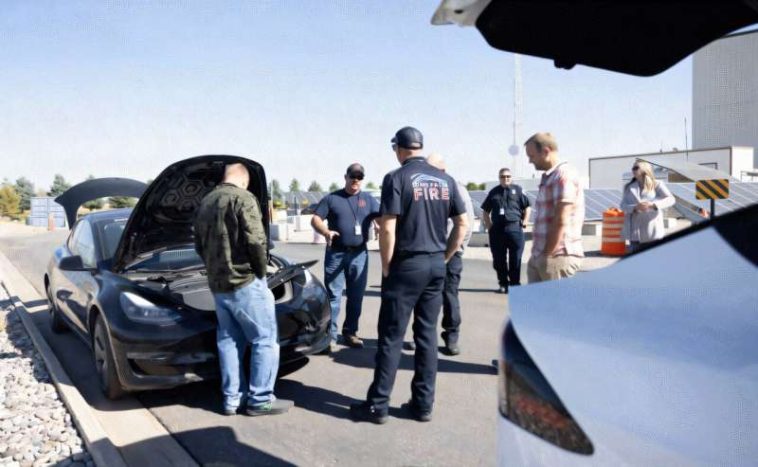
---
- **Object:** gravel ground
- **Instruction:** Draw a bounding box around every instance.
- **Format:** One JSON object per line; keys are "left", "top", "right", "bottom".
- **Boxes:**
{"left": 0, "top": 287, "right": 94, "bottom": 467}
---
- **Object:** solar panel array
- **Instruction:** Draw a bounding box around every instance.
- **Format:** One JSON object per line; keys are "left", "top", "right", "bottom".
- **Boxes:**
{"left": 279, "top": 187, "right": 632, "bottom": 221}
{"left": 667, "top": 182, "right": 758, "bottom": 215}
{"left": 467, "top": 189, "right": 622, "bottom": 221}
{"left": 283, "top": 191, "right": 327, "bottom": 205}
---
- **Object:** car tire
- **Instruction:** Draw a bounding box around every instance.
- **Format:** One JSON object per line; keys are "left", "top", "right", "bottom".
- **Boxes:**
{"left": 277, "top": 357, "right": 309, "bottom": 378}
{"left": 92, "top": 316, "right": 126, "bottom": 400}
{"left": 46, "top": 282, "right": 68, "bottom": 334}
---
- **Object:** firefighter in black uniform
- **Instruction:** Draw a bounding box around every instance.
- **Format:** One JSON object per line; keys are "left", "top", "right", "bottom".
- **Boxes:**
{"left": 350, "top": 126, "right": 468, "bottom": 424}
{"left": 481, "top": 168, "right": 531, "bottom": 293}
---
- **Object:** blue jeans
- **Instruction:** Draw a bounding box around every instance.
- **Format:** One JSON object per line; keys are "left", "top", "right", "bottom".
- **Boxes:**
{"left": 324, "top": 246, "right": 368, "bottom": 341}
{"left": 212, "top": 278, "right": 279, "bottom": 410}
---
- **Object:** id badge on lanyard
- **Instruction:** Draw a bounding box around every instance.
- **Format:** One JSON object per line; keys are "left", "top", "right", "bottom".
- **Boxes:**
{"left": 354, "top": 222, "right": 362, "bottom": 236}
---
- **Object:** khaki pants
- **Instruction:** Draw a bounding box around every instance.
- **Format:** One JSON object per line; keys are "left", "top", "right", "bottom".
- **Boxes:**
{"left": 527, "top": 255, "right": 582, "bottom": 284}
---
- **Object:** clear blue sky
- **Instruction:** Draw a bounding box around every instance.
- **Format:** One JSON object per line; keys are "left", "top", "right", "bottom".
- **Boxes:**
{"left": 1, "top": 0, "right": 693, "bottom": 193}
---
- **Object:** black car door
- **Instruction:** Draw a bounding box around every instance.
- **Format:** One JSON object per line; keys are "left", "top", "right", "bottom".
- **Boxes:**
{"left": 64, "top": 219, "right": 99, "bottom": 334}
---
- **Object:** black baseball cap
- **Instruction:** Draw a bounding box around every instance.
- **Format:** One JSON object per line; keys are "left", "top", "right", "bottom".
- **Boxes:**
{"left": 391, "top": 126, "right": 423, "bottom": 149}
{"left": 346, "top": 163, "right": 365, "bottom": 178}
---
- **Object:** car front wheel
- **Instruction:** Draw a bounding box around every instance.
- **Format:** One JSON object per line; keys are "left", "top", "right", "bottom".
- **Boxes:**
{"left": 46, "top": 282, "right": 68, "bottom": 334}
{"left": 92, "top": 315, "right": 125, "bottom": 400}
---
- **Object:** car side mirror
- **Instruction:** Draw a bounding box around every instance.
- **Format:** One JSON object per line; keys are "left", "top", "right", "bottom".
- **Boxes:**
{"left": 59, "top": 255, "right": 92, "bottom": 271}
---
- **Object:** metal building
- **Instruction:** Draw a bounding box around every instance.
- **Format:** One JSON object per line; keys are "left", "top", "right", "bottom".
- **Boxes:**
{"left": 692, "top": 29, "right": 758, "bottom": 170}
{"left": 28, "top": 197, "right": 67, "bottom": 228}
{"left": 588, "top": 147, "right": 754, "bottom": 189}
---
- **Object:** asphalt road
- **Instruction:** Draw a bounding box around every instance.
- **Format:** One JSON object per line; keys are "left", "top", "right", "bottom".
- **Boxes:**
{"left": 0, "top": 230, "right": 511, "bottom": 466}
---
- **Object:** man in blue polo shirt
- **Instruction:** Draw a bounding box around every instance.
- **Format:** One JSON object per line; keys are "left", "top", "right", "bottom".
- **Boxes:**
{"left": 311, "top": 163, "right": 380, "bottom": 352}
{"left": 350, "top": 126, "right": 468, "bottom": 424}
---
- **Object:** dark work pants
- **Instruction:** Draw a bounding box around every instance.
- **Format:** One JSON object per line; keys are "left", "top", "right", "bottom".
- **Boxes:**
{"left": 489, "top": 229, "right": 525, "bottom": 289}
{"left": 367, "top": 252, "right": 446, "bottom": 413}
{"left": 440, "top": 252, "right": 463, "bottom": 345}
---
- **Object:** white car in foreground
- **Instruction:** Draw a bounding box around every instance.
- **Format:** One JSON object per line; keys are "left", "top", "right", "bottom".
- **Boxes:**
{"left": 501, "top": 204, "right": 757, "bottom": 465}
{"left": 431, "top": 1, "right": 758, "bottom": 464}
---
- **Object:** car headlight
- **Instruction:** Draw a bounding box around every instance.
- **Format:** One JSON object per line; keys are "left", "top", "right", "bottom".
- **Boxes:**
{"left": 120, "top": 292, "right": 183, "bottom": 325}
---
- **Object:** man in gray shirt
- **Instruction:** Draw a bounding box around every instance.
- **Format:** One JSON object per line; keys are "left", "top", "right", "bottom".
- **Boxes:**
{"left": 426, "top": 153, "right": 474, "bottom": 355}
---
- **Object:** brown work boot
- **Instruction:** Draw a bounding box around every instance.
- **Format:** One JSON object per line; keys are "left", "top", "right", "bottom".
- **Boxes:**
{"left": 341, "top": 333, "right": 364, "bottom": 348}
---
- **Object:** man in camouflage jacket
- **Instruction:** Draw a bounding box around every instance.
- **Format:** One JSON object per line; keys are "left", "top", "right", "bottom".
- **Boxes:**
{"left": 194, "top": 162, "right": 293, "bottom": 416}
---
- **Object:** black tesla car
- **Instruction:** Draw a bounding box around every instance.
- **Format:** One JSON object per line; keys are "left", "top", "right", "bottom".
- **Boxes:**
{"left": 44, "top": 155, "right": 330, "bottom": 399}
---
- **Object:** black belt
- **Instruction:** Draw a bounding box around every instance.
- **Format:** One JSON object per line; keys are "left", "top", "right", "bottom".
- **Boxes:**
{"left": 330, "top": 244, "right": 367, "bottom": 252}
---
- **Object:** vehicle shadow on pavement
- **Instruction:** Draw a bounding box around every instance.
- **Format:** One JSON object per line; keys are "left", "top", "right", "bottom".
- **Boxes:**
{"left": 331, "top": 344, "right": 496, "bottom": 375}
{"left": 274, "top": 379, "right": 359, "bottom": 420}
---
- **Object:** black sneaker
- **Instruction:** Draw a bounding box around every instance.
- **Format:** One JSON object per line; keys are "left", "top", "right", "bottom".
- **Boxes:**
{"left": 245, "top": 399, "right": 294, "bottom": 417}
{"left": 403, "top": 341, "right": 416, "bottom": 351}
{"left": 441, "top": 341, "right": 460, "bottom": 356}
{"left": 349, "top": 402, "right": 388, "bottom": 424}
{"left": 496, "top": 286, "right": 507, "bottom": 294}
{"left": 401, "top": 400, "right": 432, "bottom": 422}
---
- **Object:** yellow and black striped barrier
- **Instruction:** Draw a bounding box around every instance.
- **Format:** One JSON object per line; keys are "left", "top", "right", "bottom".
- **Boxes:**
{"left": 695, "top": 179, "right": 729, "bottom": 200}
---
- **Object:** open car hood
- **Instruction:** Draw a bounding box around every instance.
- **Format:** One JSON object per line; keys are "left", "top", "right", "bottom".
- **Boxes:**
{"left": 431, "top": 0, "right": 758, "bottom": 76}
{"left": 112, "top": 155, "right": 269, "bottom": 272}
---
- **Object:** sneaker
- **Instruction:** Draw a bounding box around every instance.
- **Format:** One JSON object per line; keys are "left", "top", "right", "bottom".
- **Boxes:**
{"left": 222, "top": 406, "right": 238, "bottom": 416}
{"left": 319, "top": 341, "right": 337, "bottom": 355}
{"left": 403, "top": 341, "right": 416, "bottom": 351}
{"left": 349, "top": 402, "right": 388, "bottom": 424}
{"left": 245, "top": 399, "right": 294, "bottom": 417}
{"left": 441, "top": 341, "right": 460, "bottom": 356}
{"left": 341, "top": 333, "right": 364, "bottom": 348}
{"left": 401, "top": 400, "right": 432, "bottom": 422}
{"left": 496, "top": 286, "right": 507, "bottom": 294}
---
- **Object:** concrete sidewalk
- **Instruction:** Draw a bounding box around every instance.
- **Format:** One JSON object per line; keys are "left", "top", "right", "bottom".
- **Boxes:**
{"left": 0, "top": 248, "right": 198, "bottom": 467}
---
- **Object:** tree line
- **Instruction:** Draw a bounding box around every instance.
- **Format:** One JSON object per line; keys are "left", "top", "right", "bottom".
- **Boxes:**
{"left": 0, "top": 174, "right": 137, "bottom": 218}
{"left": 1, "top": 174, "right": 491, "bottom": 218}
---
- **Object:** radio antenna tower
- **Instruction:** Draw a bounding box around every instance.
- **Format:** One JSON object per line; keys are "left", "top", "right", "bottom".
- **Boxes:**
{"left": 507, "top": 54, "right": 524, "bottom": 177}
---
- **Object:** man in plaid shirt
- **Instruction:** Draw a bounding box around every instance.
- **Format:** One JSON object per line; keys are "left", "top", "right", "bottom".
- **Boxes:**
{"left": 524, "top": 132, "right": 584, "bottom": 282}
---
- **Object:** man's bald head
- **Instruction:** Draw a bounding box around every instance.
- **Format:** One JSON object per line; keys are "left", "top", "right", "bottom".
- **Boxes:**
{"left": 426, "top": 153, "right": 446, "bottom": 172}
{"left": 223, "top": 163, "right": 250, "bottom": 189}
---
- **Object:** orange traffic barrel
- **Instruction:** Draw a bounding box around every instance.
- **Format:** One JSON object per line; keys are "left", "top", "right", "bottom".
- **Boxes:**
{"left": 601, "top": 208, "right": 626, "bottom": 256}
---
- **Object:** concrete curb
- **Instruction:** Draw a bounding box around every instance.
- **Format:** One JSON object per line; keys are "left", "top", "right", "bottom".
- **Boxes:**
{"left": 0, "top": 280, "right": 128, "bottom": 467}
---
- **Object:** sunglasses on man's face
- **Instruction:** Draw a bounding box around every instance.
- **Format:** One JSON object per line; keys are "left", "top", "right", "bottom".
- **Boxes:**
{"left": 348, "top": 173, "right": 364, "bottom": 181}
{"left": 499, "top": 175, "right": 511, "bottom": 179}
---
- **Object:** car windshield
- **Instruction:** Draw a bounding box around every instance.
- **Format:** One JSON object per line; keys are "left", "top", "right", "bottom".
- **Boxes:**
{"left": 95, "top": 217, "right": 129, "bottom": 261}
{"left": 94, "top": 217, "right": 203, "bottom": 271}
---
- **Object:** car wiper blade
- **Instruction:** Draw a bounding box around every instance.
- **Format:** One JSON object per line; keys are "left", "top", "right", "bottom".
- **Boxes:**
{"left": 126, "top": 266, "right": 204, "bottom": 274}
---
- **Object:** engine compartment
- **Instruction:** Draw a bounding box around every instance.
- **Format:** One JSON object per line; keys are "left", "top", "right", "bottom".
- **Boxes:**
{"left": 133, "top": 261, "right": 293, "bottom": 312}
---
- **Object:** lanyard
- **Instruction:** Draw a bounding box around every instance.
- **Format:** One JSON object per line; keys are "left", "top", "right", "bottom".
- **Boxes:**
{"left": 347, "top": 191, "right": 361, "bottom": 225}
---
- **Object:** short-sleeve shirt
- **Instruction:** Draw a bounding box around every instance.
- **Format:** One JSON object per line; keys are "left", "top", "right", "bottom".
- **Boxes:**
{"left": 481, "top": 184, "right": 530, "bottom": 231}
{"left": 531, "top": 162, "right": 585, "bottom": 258}
{"left": 380, "top": 157, "right": 466, "bottom": 253}
{"left": 314, "top": 189, "right": 380, "bottom": 248}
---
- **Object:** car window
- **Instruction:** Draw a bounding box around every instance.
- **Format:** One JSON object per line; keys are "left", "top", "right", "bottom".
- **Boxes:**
{"left": 72, "top": 219, "right": 97, "bottom": 268}
{"left": 96, "top": 218, "right": 127, "bottom": 261}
